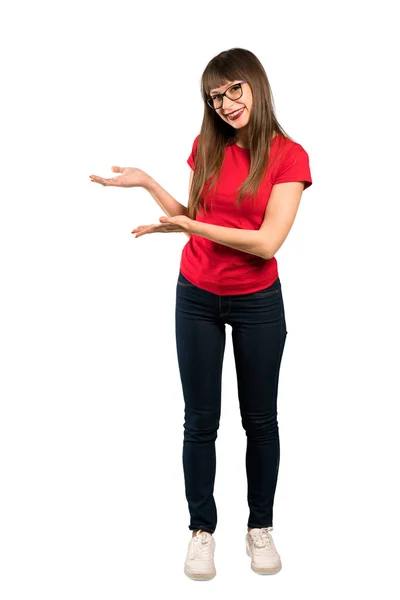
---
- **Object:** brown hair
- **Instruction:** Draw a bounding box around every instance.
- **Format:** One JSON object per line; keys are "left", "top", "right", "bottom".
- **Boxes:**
{"left": 188, "top": 47, "right": 294, "bottom": 220}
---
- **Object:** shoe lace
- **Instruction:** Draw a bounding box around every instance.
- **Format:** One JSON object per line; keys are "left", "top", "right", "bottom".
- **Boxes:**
{"left": 249, "top": 527, "right": 273, "bottom": 549}
{"left": 190, "top": 530, "right": 213, "bottom": 559}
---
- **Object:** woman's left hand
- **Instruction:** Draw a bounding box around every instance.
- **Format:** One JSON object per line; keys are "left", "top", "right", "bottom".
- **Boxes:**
{"left": 132, "top": 215, "right": 191, "bottom": 238}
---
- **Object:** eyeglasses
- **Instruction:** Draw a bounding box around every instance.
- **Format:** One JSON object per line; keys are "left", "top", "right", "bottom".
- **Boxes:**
{"left": 206, "top": 80, "right": 248, "bottom": 110}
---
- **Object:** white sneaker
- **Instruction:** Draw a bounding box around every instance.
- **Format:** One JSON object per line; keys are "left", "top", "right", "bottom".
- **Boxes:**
{"left": 184, "top": 530, "right": 216, "bottom": 580}
{"left": 246, "top": 527, "right": 282, "bottom": 575}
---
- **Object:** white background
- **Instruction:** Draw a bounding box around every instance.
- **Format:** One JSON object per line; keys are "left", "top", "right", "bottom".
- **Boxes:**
{"left": 1, "top": 0, "right": 399, "bottom": 598}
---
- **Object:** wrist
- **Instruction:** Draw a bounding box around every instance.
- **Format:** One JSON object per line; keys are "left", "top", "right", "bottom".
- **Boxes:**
{"left": 186, "top": 218, "right": 199, "bottom": 234}
{"left": 142, "top": 173, "right": 155, "bottom": 191}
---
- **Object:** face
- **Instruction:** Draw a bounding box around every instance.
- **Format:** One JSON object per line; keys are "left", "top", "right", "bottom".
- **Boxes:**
{"left": 209, "top": 80, "right": 253, "bottom": 129}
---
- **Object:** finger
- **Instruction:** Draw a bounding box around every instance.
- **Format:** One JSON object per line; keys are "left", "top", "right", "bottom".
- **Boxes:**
{"left": 111, "top": 166, "right": 124, "bottom": 172}
{"left": 89, "top": 175, "right": 110, "bottom": 186}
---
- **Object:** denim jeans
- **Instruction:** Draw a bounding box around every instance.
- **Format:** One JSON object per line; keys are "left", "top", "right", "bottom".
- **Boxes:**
{"left": 175, "top": 270, "right": 287, "bottom": 534}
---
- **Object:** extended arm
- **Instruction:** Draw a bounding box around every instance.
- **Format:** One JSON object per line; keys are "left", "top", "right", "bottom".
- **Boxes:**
{"left": 144, "top": 174, "right": 191, "bottom": 240}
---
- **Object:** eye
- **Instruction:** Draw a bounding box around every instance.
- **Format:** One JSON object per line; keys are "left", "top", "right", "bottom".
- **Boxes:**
{"left": 211, "top": 94, "right": 222, "bottom": 101}
{"left": 229, "top": 85, "right": 240, "bottom": 92}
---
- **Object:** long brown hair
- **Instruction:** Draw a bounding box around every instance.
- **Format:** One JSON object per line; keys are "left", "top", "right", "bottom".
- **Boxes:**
{"left": 188, "top": 48, "right": 294, "bottom": 220}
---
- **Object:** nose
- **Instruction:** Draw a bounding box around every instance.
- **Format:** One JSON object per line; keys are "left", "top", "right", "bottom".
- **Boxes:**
{"left": 221, "top": 95, "right": 236, "bottom": 112}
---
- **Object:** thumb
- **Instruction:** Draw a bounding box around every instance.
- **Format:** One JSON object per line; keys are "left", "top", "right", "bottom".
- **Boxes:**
{"left": 111, "top": 166, "right": 124, "bottom": 172}
{"left": 159, "top": 216, "right": 169, "bottom": 222}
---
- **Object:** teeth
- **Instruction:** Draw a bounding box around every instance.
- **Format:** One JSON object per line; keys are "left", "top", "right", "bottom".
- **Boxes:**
{"left": 228, "top": 108, "right": 243, "bottom": 118}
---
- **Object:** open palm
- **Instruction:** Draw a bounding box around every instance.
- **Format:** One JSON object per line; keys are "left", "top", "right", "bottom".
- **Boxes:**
{"left": 89, "top": 166, "right": 147, "bottom": 188}
{"left": 132, "top": 215, "right": 190, "bottom": 237}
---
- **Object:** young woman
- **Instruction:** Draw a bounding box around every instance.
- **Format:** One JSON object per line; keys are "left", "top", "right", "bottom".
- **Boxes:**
{"left": 89, "top": 47, "right": 312, "bottom": 581}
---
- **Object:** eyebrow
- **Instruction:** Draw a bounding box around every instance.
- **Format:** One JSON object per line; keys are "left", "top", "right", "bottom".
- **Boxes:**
{"left": 210, "top": 82, "right": 235, "bottom": 95}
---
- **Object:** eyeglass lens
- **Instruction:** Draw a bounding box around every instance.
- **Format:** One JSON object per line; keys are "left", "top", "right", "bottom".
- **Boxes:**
{"left": 209, "top": 84, "right": 243, "bottom": 109}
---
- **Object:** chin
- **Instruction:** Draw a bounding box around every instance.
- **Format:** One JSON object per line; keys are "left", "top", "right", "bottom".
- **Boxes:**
{"left": 227, "top": 113, "right": 249, "bottom": 129}
{"left": 230, "top": 121, "right": 249, "bottom": 130}
{"left": 233, "top": 120, "right": 248, "bottom": 128}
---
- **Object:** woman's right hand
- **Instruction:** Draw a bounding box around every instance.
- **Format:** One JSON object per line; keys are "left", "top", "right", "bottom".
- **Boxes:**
{"left": 89, "top": 166, "right": 150, "bottom": 188}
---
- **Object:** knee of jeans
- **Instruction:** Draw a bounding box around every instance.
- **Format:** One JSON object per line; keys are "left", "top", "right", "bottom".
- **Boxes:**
{"left": 183, "top": 412, "right": 220, "bottom": 443}
{"left": 241, "top": 413, "right": 279, "bottom": 441}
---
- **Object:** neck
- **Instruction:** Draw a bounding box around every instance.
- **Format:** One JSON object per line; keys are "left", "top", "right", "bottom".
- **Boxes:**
{"left": 235, "top": 131, "right": 250, "bottom": 149}
{"left": 236, "top": 130, "right": 278, "bottom": 149}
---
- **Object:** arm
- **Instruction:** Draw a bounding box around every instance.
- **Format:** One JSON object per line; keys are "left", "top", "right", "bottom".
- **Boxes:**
{"left": 259, "top": 182, "right": 304, "bottom": 259}
{"left": 188, "top": 221, "right": 267, "bottom": 259}
{"left": 184, "top": 170, "right": 194, "bottom": 240}
{"left": 186, "top": 181, "right": 305, "bottom": 260}
{"left": 144, "top": 172, "right": 192, "bottom": 240}
{"left": 144, "top": 175, "right": 188, "bottom": 218}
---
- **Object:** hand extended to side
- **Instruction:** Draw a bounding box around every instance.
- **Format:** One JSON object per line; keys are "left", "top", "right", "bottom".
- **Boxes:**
{"left": 89, "top": 166, "right": 192, "bottom": 237}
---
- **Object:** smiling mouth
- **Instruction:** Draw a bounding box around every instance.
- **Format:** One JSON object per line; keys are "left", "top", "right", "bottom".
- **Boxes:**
{"left": 225, "top": 107, "right": 245, "bottom": 120}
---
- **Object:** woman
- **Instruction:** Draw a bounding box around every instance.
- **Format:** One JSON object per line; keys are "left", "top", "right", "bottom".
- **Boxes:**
{"left": 89, "top": 47, "right": 312, "bottom": 581}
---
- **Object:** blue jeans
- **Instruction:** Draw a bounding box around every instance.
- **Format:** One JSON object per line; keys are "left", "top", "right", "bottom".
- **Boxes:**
{"left": 175, "top": 270, "right": 287, "bottom": 534}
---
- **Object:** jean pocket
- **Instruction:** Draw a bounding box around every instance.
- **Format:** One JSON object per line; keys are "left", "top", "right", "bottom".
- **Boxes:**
{"left": 251, "top": 279, "right": 281, "bottom": 297}
{"left": 177, "top": 272, "right": 195, "bottom": 287}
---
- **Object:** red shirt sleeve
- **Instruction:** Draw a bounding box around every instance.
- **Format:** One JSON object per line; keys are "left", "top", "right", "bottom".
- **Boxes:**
{"left": 187, "top": 134, "right": 200, "bottom": 171}
{"left": 273, "top": 144, "right": 312, "bottom": 190}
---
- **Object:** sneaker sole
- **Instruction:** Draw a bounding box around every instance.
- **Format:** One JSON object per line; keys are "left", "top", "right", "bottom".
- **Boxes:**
{"left": 184, "top": 565, "right": 216, "bottom": 581}
{"left": 246, "top": 546, "right": 282, "bottom": 575}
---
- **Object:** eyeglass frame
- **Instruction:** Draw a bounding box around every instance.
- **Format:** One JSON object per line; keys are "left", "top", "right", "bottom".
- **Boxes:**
{"left": 206, "top": 80, "right": 248, "bottom": 110}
